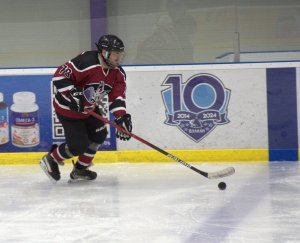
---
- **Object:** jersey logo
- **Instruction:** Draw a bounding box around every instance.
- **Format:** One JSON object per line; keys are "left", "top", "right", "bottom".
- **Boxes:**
{"left": 161, "top": 73, "right": 231, "bottom": 142}
{"left": 83, "top": 81, "right": 112, "bottom": 105}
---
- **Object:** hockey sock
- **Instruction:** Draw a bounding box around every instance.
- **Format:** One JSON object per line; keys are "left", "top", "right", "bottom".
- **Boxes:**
{"left": 76, "top": 142, "right": 100, "bottom": 168}
{"left": 51, "top": 143, "right": 73, "bottom": 163}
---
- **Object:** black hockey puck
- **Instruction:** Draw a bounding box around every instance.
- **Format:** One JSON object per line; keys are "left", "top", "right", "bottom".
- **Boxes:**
{"left": 218, "top": 182, "right": 226, "bottom": 190}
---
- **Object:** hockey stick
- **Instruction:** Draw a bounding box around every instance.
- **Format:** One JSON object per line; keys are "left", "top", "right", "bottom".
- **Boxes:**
{"left": 88, "top": 110, "right": 235, "bottom": 179}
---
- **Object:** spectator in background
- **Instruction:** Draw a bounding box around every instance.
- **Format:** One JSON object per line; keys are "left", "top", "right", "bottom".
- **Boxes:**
{"left": 276, "top": 9, "right": 300, "bottom": 38}
{"left": 134, "top": 0, "right": 196, "bottom": 65}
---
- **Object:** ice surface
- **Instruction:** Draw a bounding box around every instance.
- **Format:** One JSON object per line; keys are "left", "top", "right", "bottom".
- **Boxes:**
{"left": 0, "top": 162, "right": 299, "bottom": 243}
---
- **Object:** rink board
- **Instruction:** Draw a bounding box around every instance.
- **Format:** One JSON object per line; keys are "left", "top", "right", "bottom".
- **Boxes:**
{"left": 0, "top": 62, "right": 299, "bottom": 163}
{"left": 0, "top": 149, "right": 269, "bottom": 165}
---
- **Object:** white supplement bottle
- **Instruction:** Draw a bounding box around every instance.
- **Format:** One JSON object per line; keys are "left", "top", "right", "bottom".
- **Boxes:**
{"left": 0, "top": 92, "right": 9, "bottom": 145}
{"left": 11, "top": 92, "right": 40, "bottom": 147}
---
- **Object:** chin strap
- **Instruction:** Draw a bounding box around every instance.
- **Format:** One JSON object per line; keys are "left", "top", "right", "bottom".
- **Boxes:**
{"left": 101, "top": 52, "right": 114, "bottom": 68}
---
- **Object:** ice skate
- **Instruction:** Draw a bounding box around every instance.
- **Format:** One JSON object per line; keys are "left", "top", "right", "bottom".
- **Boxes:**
{"left": 39, "top": 154, "right": 61, "bottom": 183}
{"left": 68, "top": 161, "right": 97, "bottom": 183}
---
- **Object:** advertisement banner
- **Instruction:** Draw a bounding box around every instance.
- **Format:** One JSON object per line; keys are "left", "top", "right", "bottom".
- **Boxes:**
{"left": 122, "top": 66, "right": 268, "bottom": 151}
{"left": 0, "top": 73, "right": 116, "bottom": 152}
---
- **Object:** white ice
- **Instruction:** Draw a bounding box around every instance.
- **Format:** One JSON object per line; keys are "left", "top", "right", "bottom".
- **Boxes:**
{"left": 0, "top": 162, "right": 299, "bottom": 243}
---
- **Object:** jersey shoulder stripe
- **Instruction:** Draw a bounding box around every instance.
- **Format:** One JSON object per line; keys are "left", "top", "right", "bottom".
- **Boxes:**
{"left": 70, "top": 51, "right": 99, "bottom": 71}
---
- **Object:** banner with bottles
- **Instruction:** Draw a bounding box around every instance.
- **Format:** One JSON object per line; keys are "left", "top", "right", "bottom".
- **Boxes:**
{"left": 0, "top": 71, "right": 116, "bottom": 152}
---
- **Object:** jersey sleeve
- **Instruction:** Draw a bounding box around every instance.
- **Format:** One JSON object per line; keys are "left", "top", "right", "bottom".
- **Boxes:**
{"left": 108, "top": 67, "right": 127, "bottom": 118}
{"left": 52, "top": 52, "right": 89, "bottom": 94}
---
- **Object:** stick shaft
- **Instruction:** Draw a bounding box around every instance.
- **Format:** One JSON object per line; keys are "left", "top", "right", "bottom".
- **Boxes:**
{"left": 88, "top": 111, "right": 208, "bottom": 177}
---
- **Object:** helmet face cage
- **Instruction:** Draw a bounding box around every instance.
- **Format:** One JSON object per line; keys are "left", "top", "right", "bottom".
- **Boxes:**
{"left": 96, "top": 35, "right": 124, "bottom": 67}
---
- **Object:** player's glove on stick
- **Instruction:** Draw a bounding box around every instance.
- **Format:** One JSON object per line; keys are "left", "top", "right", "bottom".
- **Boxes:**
{"left": 68, "top": 88, "right": 84, "bottom": 112}
{"left": 115, "top": 114, "right": 132, "bottom": 141}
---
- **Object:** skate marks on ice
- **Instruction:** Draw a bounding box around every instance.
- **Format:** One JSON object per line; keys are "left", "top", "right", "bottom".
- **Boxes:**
{"left": 184, "top": 162, "right": 300, "bottom": 243}
{"left": 268, "top": 162, "right": 300, "bottom": 242}
{"left": 0, "top": 163, "right": 299, "bottom": 242}
{"left": 0, "top": 165, "right": 120, "bottom": 242}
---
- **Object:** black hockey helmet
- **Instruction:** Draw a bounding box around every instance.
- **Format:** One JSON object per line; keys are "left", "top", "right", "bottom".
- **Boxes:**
{"left": 96, "top": 34, "right": 125, "bottom": 53}
{"left": 96, "top": 35, "right": 124, "bottom": 67}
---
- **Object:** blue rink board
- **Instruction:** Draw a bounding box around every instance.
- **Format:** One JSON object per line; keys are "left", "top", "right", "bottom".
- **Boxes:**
{"left": 267, "top": 68, "right": 299, "bottom": 161}
{"left": 0, "top": 75, "right": 116, "bottom": 152}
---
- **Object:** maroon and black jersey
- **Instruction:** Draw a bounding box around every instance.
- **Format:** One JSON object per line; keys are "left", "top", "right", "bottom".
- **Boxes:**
{"left": 52, "top": 51, "right": 127, "bottom": 119}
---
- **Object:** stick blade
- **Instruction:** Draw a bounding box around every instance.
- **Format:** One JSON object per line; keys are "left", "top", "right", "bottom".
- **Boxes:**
{"left": 207, "top": 167, "right": 235, "bottom": 179}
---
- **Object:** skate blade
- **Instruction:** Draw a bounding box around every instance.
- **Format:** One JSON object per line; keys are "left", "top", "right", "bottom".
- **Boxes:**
{"left": 68, "top": 178, "right": 78, "bottom": 183}
{"left": 68, "top": 178, "right": 94, "bottom": 184}
{"left": 39, "top": 160, "right": 57, "bottom": 184}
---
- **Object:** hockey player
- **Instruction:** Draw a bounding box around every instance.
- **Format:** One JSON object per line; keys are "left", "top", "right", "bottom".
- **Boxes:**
{"left": 40, "top": 34, "right": 132, "bottom": 183}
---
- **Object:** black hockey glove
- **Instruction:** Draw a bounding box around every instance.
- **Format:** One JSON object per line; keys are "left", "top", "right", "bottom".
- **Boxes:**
{"left": 68, "top": 88, "right": 84, "bottom": 112}
{"left": 115, "top": 114, "right": 132, "bottom": 141}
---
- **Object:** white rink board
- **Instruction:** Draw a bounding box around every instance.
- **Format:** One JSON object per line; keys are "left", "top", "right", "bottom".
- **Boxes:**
{"left": 119, "top": 62, "right": 300, "bottom": 151}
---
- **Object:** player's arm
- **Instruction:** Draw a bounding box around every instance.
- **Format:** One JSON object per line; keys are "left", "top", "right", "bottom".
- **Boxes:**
{"left": 109, "top": 68, "right": 132, "bottom": 140}
{"left": 52, "top": 54, "right": 88, "bottom": 112}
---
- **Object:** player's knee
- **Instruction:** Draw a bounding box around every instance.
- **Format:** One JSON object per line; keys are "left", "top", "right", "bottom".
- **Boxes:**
{"left": 68, "top": 141, "right": 89, "bottom": 156}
